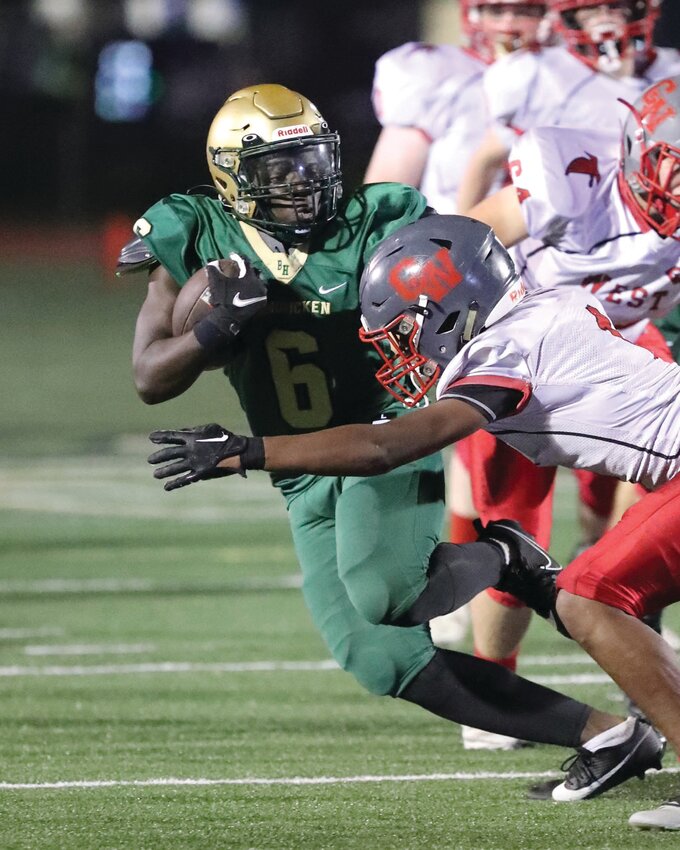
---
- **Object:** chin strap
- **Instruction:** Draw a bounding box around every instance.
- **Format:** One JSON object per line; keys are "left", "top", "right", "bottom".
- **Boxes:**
{"left": 461, "top": 301, "right": 479, "bottom": 346}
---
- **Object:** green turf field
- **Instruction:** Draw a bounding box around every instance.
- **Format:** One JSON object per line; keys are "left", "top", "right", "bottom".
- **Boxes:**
{"left": 1, "top": 262, "right": 679, "bottom": 849}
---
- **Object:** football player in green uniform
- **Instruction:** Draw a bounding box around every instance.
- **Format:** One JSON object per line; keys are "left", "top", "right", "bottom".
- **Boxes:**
{"left": 125, "top": 84, "right": 655, "bottom": 788}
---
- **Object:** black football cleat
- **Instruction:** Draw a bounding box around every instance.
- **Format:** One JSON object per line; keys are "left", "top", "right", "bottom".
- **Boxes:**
{"left": 474, "top": 519, "right": 562, "bottom": 619}
{"left": 551, "top": 718, "right": 664, "bottom": 802}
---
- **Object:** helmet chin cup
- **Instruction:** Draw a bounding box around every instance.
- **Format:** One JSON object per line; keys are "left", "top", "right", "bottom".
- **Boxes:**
{"left": 236, "top": 199, "right": 250, "bottom": 215}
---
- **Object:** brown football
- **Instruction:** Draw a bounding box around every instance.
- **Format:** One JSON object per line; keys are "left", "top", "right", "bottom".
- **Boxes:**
{"left": 171, "top": 257, "right": 241, "bottom": 336}
{"left": 172, "top": 258, "right": 241, "bottom": 369}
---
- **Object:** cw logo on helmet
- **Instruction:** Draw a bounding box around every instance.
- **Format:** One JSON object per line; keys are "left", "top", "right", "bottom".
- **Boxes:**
{"left": 388, "top": 248, "right": 463, "bottom": 302}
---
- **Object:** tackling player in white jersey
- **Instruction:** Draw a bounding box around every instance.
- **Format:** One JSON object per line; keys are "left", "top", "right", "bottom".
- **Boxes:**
{"left": 460, "top": 77, "right": 680, "bottom": 698}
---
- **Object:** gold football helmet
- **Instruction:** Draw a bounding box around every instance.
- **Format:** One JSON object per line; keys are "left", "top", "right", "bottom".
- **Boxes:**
{"left": 206, "top": 84, "right": 342, "bottom": 242}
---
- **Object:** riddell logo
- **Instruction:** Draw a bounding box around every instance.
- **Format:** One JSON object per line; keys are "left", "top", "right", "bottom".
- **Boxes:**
{"left": 388, "top": 247, "right": 462, "bottom": 302}
{"left": 273, "top": 124, "right": 312, "bottom": 138}
{"left": 565, "top": 152, "right": 601, "bottom": 187}
{"left": 641, "top": 79, "right": 678, "bottom": 133}
{"left": 509, "top": 281, "right": 526, "bottom": 303}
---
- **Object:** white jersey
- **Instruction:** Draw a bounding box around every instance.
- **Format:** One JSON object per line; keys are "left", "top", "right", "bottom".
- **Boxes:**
{"left": 371, "top": 42, "right": 491, "bottom": 212}
{"left": 437, "top": 288, "right": 680, "bottom": 492}
{"left": 507, "top": 126, "right": 680, "bottom": 331}
{"left": 483, "top": 45, "right": 680, "bottom": 149}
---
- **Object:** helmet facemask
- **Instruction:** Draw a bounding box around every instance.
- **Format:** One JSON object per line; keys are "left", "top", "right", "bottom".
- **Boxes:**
{"left": 619, "top": 78, "right": 680, "bottom": 241}
{"left": 633, "top": 143, "right": 680, "bottom": 238}
{"left": 359, "top": 300, "right": 441, "bottom": 407}
{"left": 621, "top": 129, "right": 680, "bottom": 240}
{"left": 551, "top": 0, "right": 658, "bottom": 74}
{"left": 359, "top": 293, "right": 488, "bottom": 407}
{"left": 210, "top": 135, "right": 342, "bottom": 242}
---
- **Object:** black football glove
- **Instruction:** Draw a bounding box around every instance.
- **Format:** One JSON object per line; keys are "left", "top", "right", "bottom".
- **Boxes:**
{"left": 148, "top": 423, "right": 264, "bottom": 491}
{"left": 193, "top": 254, "right": 268, "bottom": 353}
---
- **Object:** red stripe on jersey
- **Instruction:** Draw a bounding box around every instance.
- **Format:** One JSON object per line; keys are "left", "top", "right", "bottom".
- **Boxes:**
{"left": 441, "top": 375, "right": 532, "bottom": 416}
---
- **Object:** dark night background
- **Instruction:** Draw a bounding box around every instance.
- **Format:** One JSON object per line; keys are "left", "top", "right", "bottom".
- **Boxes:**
{"left": 0, "top": 0, "right": 677, "bottom": 229}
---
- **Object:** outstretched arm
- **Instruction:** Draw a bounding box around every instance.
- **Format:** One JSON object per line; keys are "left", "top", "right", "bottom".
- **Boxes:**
{"left": 261, "top": 399, "right": 485, "bottom": 475}
{"left": 148, "top": 398, "right": 487, "bottom": 489}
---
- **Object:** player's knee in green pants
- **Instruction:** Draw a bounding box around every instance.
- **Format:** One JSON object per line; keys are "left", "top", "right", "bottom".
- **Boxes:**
{"left": 336, "top": 455, "right": 445, "bottom": 624}
{"left": 284, "top": 453, "right": 445, "bottom": 696}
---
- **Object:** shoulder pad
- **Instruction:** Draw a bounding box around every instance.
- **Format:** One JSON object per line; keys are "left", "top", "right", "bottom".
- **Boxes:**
{"left": 115, "top": 236, "right": 159, "bottom": 277}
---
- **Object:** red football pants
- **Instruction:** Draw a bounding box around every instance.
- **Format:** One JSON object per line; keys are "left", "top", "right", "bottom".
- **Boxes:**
{"left": 557, "top": 472, "right": 680, "bottom": 617}
{"left": 456, "top": 320, "right": 673, "bottom": 607}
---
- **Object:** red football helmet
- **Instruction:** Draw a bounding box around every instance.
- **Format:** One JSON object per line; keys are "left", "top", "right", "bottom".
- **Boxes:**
{"left": 550, "top": 0, "right": 660, "bottom": 73}
{"left": 619, "top": 76, "right": 680, "bottom": 240}
{"left": 463, "top": 0, "right": 550, "bottom": 63}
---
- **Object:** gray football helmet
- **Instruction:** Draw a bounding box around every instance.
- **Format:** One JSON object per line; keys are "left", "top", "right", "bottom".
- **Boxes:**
{"left": 359, "top": 215, "right": 526, "bottom": 406}
{"left": 620, "top": 75, "right": 680, "bottom": 240}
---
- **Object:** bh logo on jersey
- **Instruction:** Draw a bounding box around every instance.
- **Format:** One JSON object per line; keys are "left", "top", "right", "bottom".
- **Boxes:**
{"left": 388, "top": 248, "right": 462, "bottom": 302}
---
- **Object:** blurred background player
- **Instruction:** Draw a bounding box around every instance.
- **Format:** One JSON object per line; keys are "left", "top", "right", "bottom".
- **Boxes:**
{"left": 364, "top": 0, "right": 551, "bottom": 750}
{"left": 452, "top": 0, "right": 680, "bottom": 708}
{"left": 365, "top": 0, "right": 550, "bottom": 209}
{"left": 458, "top": 0, "right": 680, "bottom": 211}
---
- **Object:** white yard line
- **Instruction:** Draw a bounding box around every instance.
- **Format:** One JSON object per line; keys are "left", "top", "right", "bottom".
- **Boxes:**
{"left": 0, "top": 660, "right": 340, "bottom": 677}
{"left": 1, "top": 767, "right": 678, "bottom": 791}
{"left": 0, "top": 659, "right": 609, "bottom": 683}
{"left": 0, "top": 457, "right": 287, "bottom": 522}
{"left": 0, "top": 628, "right": 64, "bottom": 639}
{"left": 519, "top": 654, "right": 597, "bottom": 666}
{"left": 0, "top": 574, "right": 302, "bottom": 594}
{"left": 23, "top": 643, "right": 156, "bottom": 657}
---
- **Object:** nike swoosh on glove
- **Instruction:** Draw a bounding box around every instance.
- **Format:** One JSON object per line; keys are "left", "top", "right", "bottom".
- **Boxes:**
{"left": 194, "top": 254, "right": 268, "bottom": 352}
{"left": 148, "top": 423, "right": 264, "bottom": 490}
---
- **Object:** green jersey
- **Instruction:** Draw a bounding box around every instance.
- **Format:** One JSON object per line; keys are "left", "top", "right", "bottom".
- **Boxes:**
{"left": 136, "top": 183, "right": 428, "bottom": 463}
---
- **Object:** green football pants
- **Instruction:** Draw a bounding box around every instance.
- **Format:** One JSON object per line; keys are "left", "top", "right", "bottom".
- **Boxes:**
{"left": 284, "top": 453, "right": 445, "bottom": 697}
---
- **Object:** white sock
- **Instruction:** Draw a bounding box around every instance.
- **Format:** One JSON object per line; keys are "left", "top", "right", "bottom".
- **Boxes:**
{"left": 582, "top": 717, "right": 635, "bottom": 753}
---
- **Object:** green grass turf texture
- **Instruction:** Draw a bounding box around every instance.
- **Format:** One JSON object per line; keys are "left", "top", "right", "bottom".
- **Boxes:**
{"left": 1, "top": 262, "right": 679, "bottom": 849}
